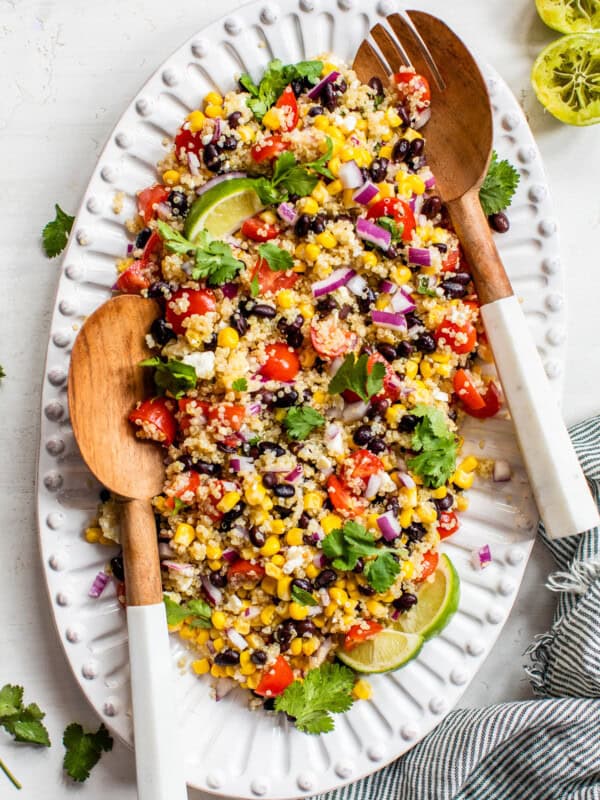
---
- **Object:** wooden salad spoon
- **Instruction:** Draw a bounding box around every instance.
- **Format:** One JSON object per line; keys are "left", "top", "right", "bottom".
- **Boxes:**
{"left": 353, "top": 11, "right": 599, "bottom": 540}
{"left": 68, "top": 294, "right": 188, "bottom": 800}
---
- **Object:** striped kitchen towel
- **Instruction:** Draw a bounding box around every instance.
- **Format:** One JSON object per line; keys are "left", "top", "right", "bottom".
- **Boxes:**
{"left": 318, "top": 415, "right": 600, "bottom": 800}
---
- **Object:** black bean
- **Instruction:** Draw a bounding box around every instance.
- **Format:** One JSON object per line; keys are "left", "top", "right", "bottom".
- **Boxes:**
{"left": 377, "top": 343, "right": 397, "bottom": 363}
{"left": 392, "top": 138, "right": 410, "bottom": 163}
{"left": 285, "top": 327, "right": 304, "bottom": 349}
{"left": 405, "top": 312, "right": 421, "bottom": 329}
{"left": 433, "top": 242, "right": 448, "bottom": 253}
{"left": 99, "top": 488, "right": 110, "bottom": 502}
{"left": 215, "top": 649, "right": 240, "bottom": 666}
{"left": 262, "top": 473, "right": 278, "bottom": 489}
{"left": 396, "top": 341, "right": 414, "bottom": 359}
{"left": 258, "top": 441, "right": 285, "bottom": 457}
{"left": 294, "top": 620, "right": 317, "bottom": 637}
{"left": 251, "top": 650, "right": 267, "bottom": 665}
{"left": 178, "top": 454, "right": 194, "bottom": 471}
{"left": 259, "top": 390, "right": 274, "bottom": 406}
{"left": 316, "top": 295, "right": 339, "bottom": 314}
{"left": 167, "top": 190, "right": 188, "bottom": 217}
{"left": 398, "top": 413, "right": 419, "bottom": 432}
{"left": 368, "top": 76, "right": 384, "bottom": 96}
{"left": 274, "top": 620, "right": 297, "bottom": 650}
{"left": 353, "top": 557, "right": 365, "bottom": 574}
{"left": 217, "top": 440, "right": 238, "bottom": 454}
{"left": 150, "top": 317, "right": 176, "bottom": 346}
{"left": 227, "top": 111, "right": 242, "bottom": 128}
{"left": 291, "top": 77, "right": 305, "bottom": 97}
{"left": 204, "top": 332, "right": 217, "bottom": 351}
{"left": 385, "top": 245, "right": 400, "bottom": 259}
{"left": 147, "top": 281, "right": 170, "bottom": 299}
{"left": 489, "top": 212, "right": 510, "bottom": 233}
{"left": 110, "top": 555, "right": 124, "bottom": 582}
{"left": 298, "top": 511, "right": 311, "bottom": 529}
{"left": 219, "top": 502, "right": 245, "bottom": 530}
{"left": 357, "top": 287, "right": 376, "bottom": 314}
{"left": 291, "top": 578, "right": 313, "bottom": 593}
{"left": 210, "top": 570, "right": 228, "bottom": 588}
{"left": 262, "top": 697, "right": 275, "bottom": 710}
{"left": 309, "top": 215, "right": 326, "bottom": 234}
{"left": 367, "top": 436, "right": 386, "bottom": 454}
{"left": 339, "top": 304, "right": 352, "bottom": 320}
{"left": 434, "top": 492, "right": 454, "bottom": 512}
{"left": 415, "top": 333, "right": 436, "bottom": 353}
{"left": 441, "top": 280, "right": 468, "bottom": 299}
{"left": 333, "top": 77, "right": 347, "bottom": 94}
{"left": 393, "top": 593, "right": 418, "bottom": 611}
{"left": 386, "top": 496, "right": 400, "bottom": 515}
{"left": 221, "top": 135, "right": 238, "bottom": 151}
{"left": 273, "top": 389, "right": 298, "bottom": 408}
{"left": 367, "top": 397, "right": 390, "bottom": 419}
{"left": 251, "top": 303, "right": 277, "bottom": 319}
{"left": 249, "top": 527, "right": 266, "bottom": 548}
{"left": 409, "top": 138, "right": 424, "bottom": 159}
{"left": 308, "top": 105, "right": 324, "bottom": 117}
{"left": 294, "top": 213, "right": 311, "bottom": 238}
{"left": 422, "top": 196, "right": 442, "bottom": 219}
{"left": 238, "top": 298, "right": 255, "bottom": 318}
{"left": 273, "top": 505, "right": 293, "bottom": 519}
{"left": 274, "top": 484, "right": 295, "bottom": 498}
{"left": 135, "top": 228, "right": 152, "bottom": 249}
{"left": 358, "top": 583, "right": 376, "bottom": 596}
{"left": 229, "top": 312, "right": 248, "bottom": 336}
{"left": 192, "top": 460, "right": 221, "bottom": 476}
{"left": 397, "top": 104, "right": 411, "bottom": 127}
{"left": 405, "top": 522, "right": 426, "bottom": 542}
{"left": 353, "top": 425, "right": 373, "bottom": 446}
{"left": 203, "top": 143, "right": 222, "bottom": 172}
{"left": 314, "top": 569, "right": 337, "bottom": 589}
{"left": 369, "top": 157, "right": 389, "bottom": 183}
{"left": 321, "top": 82, "right": 338, "bottom": 111}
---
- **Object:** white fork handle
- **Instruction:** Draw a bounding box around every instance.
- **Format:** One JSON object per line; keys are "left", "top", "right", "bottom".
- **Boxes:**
{"left": 481, "top": 296, "right": 598, "bottom": 539}
{"left": 127, "top": 604, "right": 189, "bottom": 800}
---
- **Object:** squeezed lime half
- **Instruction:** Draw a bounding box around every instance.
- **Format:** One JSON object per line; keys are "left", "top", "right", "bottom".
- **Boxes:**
{"left": 535, "top": 0, "right": 600, "bottom": 34}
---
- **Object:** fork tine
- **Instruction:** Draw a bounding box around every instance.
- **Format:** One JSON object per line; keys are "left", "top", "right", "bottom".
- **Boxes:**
{"left": 370, "top": 23, "right": 411, "bottom": 74}
{"left": 354, "top": 38, "right": 392, "bottom": 81}
{"left": 387, "top": 12, "right": 446, "bottom": 91}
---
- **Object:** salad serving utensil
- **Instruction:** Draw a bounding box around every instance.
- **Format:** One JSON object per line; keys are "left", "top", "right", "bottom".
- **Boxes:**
{"left": 353, "top": 11, "right": 599, "bottom": 540}
{"left": 68, "top": 294, "right": 188, "bottom": 800}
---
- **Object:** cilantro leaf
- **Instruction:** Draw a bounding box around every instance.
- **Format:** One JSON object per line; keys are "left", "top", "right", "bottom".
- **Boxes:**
{"left": 303, "top": 137, "right": 334, "bottom": 180}
{"left": 479, "top": 151, "right": 520, "bottom": 216}
{"left": 240, "top": 59, "right": 323, "bottom": 122}
{"left": 258, "top": 242, "right": 294, "bottom": 272}
{"left": 232, "top": 378, "right": 248, "bottom": 392}
{"left": 328, "top": 353, "right": 385, "bottom": 402}
{"left": 63, "top": 722, "right": 113, "bottom": 782}
{"left": 416, "top": 275, "right": 437, "bottom": 296}
{"left": 0, "top": 685, "right": 23, "bottom": 718}
{"left": 157, "top": 222, "right": 242, "bottom": 286}
{"left": 250, "top": 275, "right": 260, "bottom": 297}
{"left": 274, "top": 663, "right": 355, "bottom": 734}
{"left": 283, "top": 406, "right": 326, "bottom": 440}
{"left": 0, "top": 684, "right": 50, "bottom": 748}
{"left": 322, "top": 521, "right": 405, "bottom": 592}
{"left": 406, "top": 404, "right": 458, "bottom": 488}
{"left": 378, "top": 215, "right": 403, "bottom": 243}
{"left": 363, "top": 551, "right": 401, "bottom": 593}
{"left": 253, "top": 177, "right": 286, "bottom": 206}
{"left": 291, "top": 585, "right": 318, "bottom": 606}
{"left": 139, "top": 356, "right": 197, "bottom": 399}
{"left": 163, "top": 595, "right": 211, "bottom": 628}
{"left": 42, "top": 204, "right": 74, "bottom": 258}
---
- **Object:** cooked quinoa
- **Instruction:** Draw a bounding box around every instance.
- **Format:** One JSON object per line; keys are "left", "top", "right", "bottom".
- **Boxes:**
{"left": 103, "top": 56, "right": 497, "bottom": 702}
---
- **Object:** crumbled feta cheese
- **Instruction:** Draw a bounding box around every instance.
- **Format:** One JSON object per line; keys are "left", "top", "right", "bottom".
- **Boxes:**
{"left": 182, "top": 351, "right": 215, "bottom": 379}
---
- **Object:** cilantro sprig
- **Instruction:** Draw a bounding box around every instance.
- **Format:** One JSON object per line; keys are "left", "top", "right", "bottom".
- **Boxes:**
{"left": 479, "top": 151, "right": 520, "bottom": 216}
{"left": 283, "top": 406, "right": 326, "bottom": 440}
{"left": 254, "top": 139, "right": 333, "bottom": 204}
{"left": 157, "top": 221, "right": 242, "bottom": 286}
{"left": 258, "top": 242, "right": 294, "bottom": 272}
{"left": 378, "top": 215, "right": 403, "bottom": 243}
{"left": 163, "top": 595, "right": 212, "bottom": 628}
{"left": 62, "top": 723, "right": 113, "bottom": 782}
{"left": 0, "top": 684, "right": 51, "bottom": 790}
{"left": 240, "top": 59, "right": 323, "bottom": 121}
{"left": 291, "top": 585, "right": 318, "bottom": 606}
{"left": 232, "top": 378, "right": 248, "bottom": 392}
{"left": 328, "top": 353, "right": 385, "bottom": 402}
{"left": 322, "top": 521, "right": 404, "bottom": 593}
{"left": 416, "top": 275, "right": 437, "bottom": 296}
{"left": 139, "top": 356, "right": 197, "bottom": 399}
{"left": 274, "top": 663, "right": 355, "bottom": 734}
{"left": 42, "top": 204, "right": 74, "bottom": 258}
{"left": 406, "top": 404, "right": 458, "bottom": 488}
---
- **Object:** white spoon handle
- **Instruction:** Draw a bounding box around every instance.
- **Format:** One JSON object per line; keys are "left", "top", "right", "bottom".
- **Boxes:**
{"left": 127, "top": 604, "right": 188, "bottom": 800}
{"left": 481, "top": 296, "right": 598, "bottom": 539}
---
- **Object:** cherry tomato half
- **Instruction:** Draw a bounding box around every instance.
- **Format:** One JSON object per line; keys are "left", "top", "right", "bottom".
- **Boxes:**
{"left": 254, "top": 655, "right": 294, "bottom": 697}
{"left": 435, "top": 318, "right": 477, "bottom": 355}
{"left": 250, "top": 257, "right": 299, "bottom": 295}
{"left": 367, "top": 197, "right": 416, "bottom": 243}
{"left": 326, "top": 475, "right": 368, "bottom": 518}
{"left": 174, "top": 125, "right": 204, "bottom": 158}
{"left": 437, "top": 511, "right": 460, "bottom": 540}
{"left": 417, "top": 550, "right": 439, "bottom": 582}
{"left": 275, "top": 85, "right": 299, "bottom": 132}
{"left": 227, "top": 559, "right": 266, "bottom": 583}
{"left": 166, "top": 287, "right": 217, "bottom": 336}
{"left": 341, "top": 450, "right": 384, "bottom": 493}
{"left": 137, "top": 184, "right": 169, "bottom": 224}
{"left": 128, "top": 397, "right": 177, "bottom": 446}
{"left": 310, "top": 316, "right": 357, "bottom": 360}
{"left": 465, "top": 381, "right": 501, "bottom": 419}
{"left": 207, "top": 403, "right": 245, "bottom": 432}
{"left": 251, "top": 134, "right": 289, "bottom": 163}
{"left": 453, "top": 369, "right": 485, "bottom": 411}
{"left": 393, "top": 68, "right": 431, "bottom": 111}
{"left": 115, "top": 260, "right": 152, "bottom": 294}
{"left": 260, "top": 342, "right": 300, "bottom": 382}
{"left": 344, "top": 621, "right": 383, "bottom": 651}
{"left": 241, "top": 217, "right": 279, "bottom": 242}
{"left": 172, "top": 470, "right": 200, "bottom": 501}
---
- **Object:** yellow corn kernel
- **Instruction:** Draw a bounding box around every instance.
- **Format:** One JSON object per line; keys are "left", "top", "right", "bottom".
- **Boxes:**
{"left": 297, "top": 637, "right": 315, "bottom": 657}
{"left": 303, "top": 492, "right": 322, "bottom": 512}
{"left": 289, "top": 602, "right": 309, "bottom": 621}
{"left": 324, "top": 602, "right": 337, "bottom": 618}
{"left": 329, "top": 587, "right": 348, "bottom": 606}
{"left": 401, "top": 560, "right": 415, "bottom": 580}
{"left": 305, "top": 563, "right": 319, "bottom": 580}
{"left": 211, "top": 610, "right": 227, "bottom": 630}
{"left": 298, "top": 197, "right": 319, "bottom": 216}
{"left": 405, "top": 359, "right": 419, "bottom": 380}
{"left": 237, "top": 124, "right": 255, "bottom": 143}
{"left": 265, "top": 562, "right": 282, "bottom": 579}
{"left": 408, "top": 175, "right": 426, "bottom": 195}
{"left": 342, "top": 188, "right": 358, "bottom": 209}
{"left": 245, "top": 672, "right": 260, "bottom": 690}
{"left": 352, "top": 678, "right": 372, "bottom": 700}
{"left": 275, "top": 289, "right": 293, "bottom": 310}
{"left": 313, "top": 115, "right": 329, "bottom": 131}
{"left": 179, "top": 624, "right": 195, "bottom": 641}
{"left": 400, "top": 486, "right": 418, "bottom": 507}
{"left": 312, "top": 390, "right": 327, "bottom": 405}
{"left": 173, "top": 523, "right": 195, "bottom": 546}
{"left": 328, "top": 155, "right": 341, "bottom": 177}
{"left": 366, "top": 513, "right": 379, "bottom": 532}
{"left": 377, "top": 182, "right": 395, "bottom": 199}
{"left": 262, "top": 107, "right": 281, "bottom": 130}
{"left": 416, "top": 503, "right": 437, "bottom": 524}
{"left": 249, "top": 509, "right": 268, "bottom": 528}
{"left": 399, "top": 507, "right": 413, "bottom": 528}
{"left": 354, "top": 147, "right": 373, "bottom": 168}
{"left": 316, "top": 231, "right": 337, "bottom": 249}
{"left": 321, "top": 60, "right": 337, "bottom": 75}
{"left": 460, "top": 456, "right": 479, "bottom": 473}
{"left": 241, "top": 662, "right": 257, "bottom": 676}
{"left": 205, "top": 90, "right": 223, "bottom": 106}
{"left": 375, "top": 293, "right": 390, "bottom": 311}
{"left": 366, "top": 599, "right": 387, "bottom": 617}
{"left": 321, "top": 513, "right": 342, "bottom": 535}
{"left": 210, "top": 664, "right": 227, "bottom": 678}
{"left": 208, "top": 559, "right": 223, "bottom": 571}
{"left": 380, "top": 127, "right": 392, "bottom": 142}
{"left": 261, "top": 576, "right": 277, "bottom": 596}
{"left": 431, "top": 486, "right": 447, "bottom": 499}
{"left": 162, "top": 169, "right": 180, "bottom": 186}
{"left": 213, "top": 637, "right": 226, "bottom": 653}
{"left": 204, "top": 104, "right": 224, "bottom": 119}
{"left": 271, "top": 554, "right": 285, "bottom": 568}
{"left": 84, "top": 526, "right": 102, "bottom": 544}
{"left": 192, "top": 658, "right": 210, "bottom": 675}
{"left": 260, "top": 536, "right": 281, "bottom": 557}
{"left": 437, "top": 363, "right": 452, "bottom": 378}
{"left": 403, "top": 128, "right": 423, "bottom": 142}
{"left": 456, "top": 495, "right": 469, "bottom": 512}
{"left": 420, "top": 359, "right": 434, "bottom": 379}
{"left": 217, "top": 327, "right": 240, "bottom": 349}
{"left": 196, "top": 628, "right": 210, "bottom": 645}
{"left": 246, "top": 634, "right": 263, "bottom": 650}
{"left": 297, "top": 301, "right": 314, "bottom": 320}
{"left": 269, "top": 519, "right": 285, "bottom": 536}
{"left": 260, "top": 604, "right": 277, "bottom": 626}
{"left": 294, "top": 245, "right": 307, "bottom": 262}
{"left": 289, "top": 637, "right": 303, "bottom": 655}
{"left": 393, "top": 265, "right": 413, "bottom": 285}
{"left": 385, "top": 404, "right": 403, "bottom": 427}
{"left": 240, "top": 650, "right": 252, "bottom": 667}
{"left": 453, "top": 470, "right": 475, "bottom": 490}
{"left": 286, "top": 528, "right": 304, "bottom": 547}
{"left": 245, "top": 478, "right": 266, "bottom": 506}
{"left": 327, "top": 179, "right": 343, "bottom": 196}
{"left": 304, "top": 243, "right": 321, "bottom": 262}
{"left": 217, "top": 491, "right": 242, "bottom": 514}
{"left": 379, "top": 143, "right": 393, "bottom": 158}
{"left": 277, "top": 576, "right": 293, "bottom": 601}
{"left": 311, "top": 181, "right": 329, "bottom": 205}
{"left": 186, "top": 110, "right": 206, "bottom": 132}
{"left": 386, "top": 108, "right": 403, "bottom": 128}
{"left": 273, "top": 409, "right": 286, "bottom": 423}
{"left": 260, "top": 496, "right": 274, "bottom": 511}
{"left": 339, "top": 145, "right": 356, "bottom": 163}
{"left": 362, "top": 251, "right": 378, "bottom": 268}
{"left": 233, "top": 618, "right": 250, "bottom": 635}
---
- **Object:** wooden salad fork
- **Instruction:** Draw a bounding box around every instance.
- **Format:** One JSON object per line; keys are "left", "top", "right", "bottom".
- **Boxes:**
{"left": 353, "top": 11, "right": 598, "bottom": 539}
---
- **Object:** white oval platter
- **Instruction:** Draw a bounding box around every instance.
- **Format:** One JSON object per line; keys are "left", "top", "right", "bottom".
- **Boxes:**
{"left": 37, "top": 0, "right": 566, "bottom": 797}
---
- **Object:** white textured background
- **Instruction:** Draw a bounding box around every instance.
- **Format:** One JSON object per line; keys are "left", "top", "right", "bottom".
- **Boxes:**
{"left": 0, "top": 0, "right": 599, "bottom": 797}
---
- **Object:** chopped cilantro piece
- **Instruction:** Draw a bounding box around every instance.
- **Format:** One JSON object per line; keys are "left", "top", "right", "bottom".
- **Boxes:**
{"left": 328, "top": 353, "right": 385, "bottom": 402}
{"left": 157, "top": 221, "right": 242, "bottom": 286}
{"left": 258, "top": 242, "right": 294, "bottom": 272}
{"left": 479, "top": 151, "right": 520, "bottom": 216}
{"left": 240, "top": 59, "right": 323, "bottom": 121}
{"left": 291, "top": 585, "right": 318, "bottom": 606}
{"left": 283, "top": 406, "right": 326, "bottom": 440}
{"left": 42, "top": 204, "right": 74, "bottom": 258}
{"left": 232, "top": 378, "right": 248, "bottom": 392}
{"left": 62, "top": 723, "right": 113, "bottom": 782}
{"left": 406, "top": 404, "right": 458, "bottom": 488}
{"left": 274, "top": 663, "right": 355, "bottom": 734}
{"left": 139, "top": 356, "right": 197, "bottom": 399}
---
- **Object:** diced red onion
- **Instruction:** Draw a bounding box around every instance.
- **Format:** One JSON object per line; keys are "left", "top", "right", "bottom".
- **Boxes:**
{"left": 371, "top": 309, "right": 407, "bottom": 330}
{"left": 158, "top": 542, "right": 174, "bottom": 559}
{"left": 244, "top": 606, "right": 261, "bottom": 619}
{"left": 325, "top": 422, "right": 341, "bottom": 441}
{"left": 313, "top": 554, "right": 328, "bottom": 568}
{"left": 215, "top": 677, "right": 236, "bottom": 701}
{"left": 211, "top": 118, "right": 222, "bottom": 143}
{"left": 163, "top": 561, "right": 195, "bottom": 576}
{"left": 309, "top": 529, "right": 324, "bottom": 543}
{"left": 226, "top": 628, "right": 248, "bottom": 651}
{"left": 356, "top": 217, "right": 391, "bottom": 250}
{"left": 206, "top": 640, "right": 216, "bottom": 655}
{"left": 201, "top": 575, "right": 223, "bottom": 606}
{"left": 377, "top": 511, "right": 402, "bottom": 542}
{"left": 414, "top": 107, "right": 431, "bottom": 129}
{"left": 397, "top": 472, "right": 416, "bottom": 489}
{"left": 353, "top": 181, "right": 379, "bottom": 205}
{"left": 471, "top": 545, "right": 492, "bottom": 570}
{"left": 338, "top": 160, "right": 364, "bottom": 189}
{"left": 391, "top": 608, "right": 401, "bottom": 621}
{"left": 348, "top": 134, "right": 361, "bottom": 147}
{"left": 188, "top": 151, "right": 200, "bottom": 176}
{"left": 156, "top": 202, "right": 171, "bottom": 220}
{"left": 408, "top": 247, "right": 432, "bottom": 267}
{"left": 424, "top": 175, "right": 436, "bottom": 189}
{"left": 222, "top": 548, "right": 239, "bottom": 564}
{"left": 493, "top": 460, "right": 512, "bottom": 482}
{"left": 307, "top": 71, "right": 340, "bottom": 99}
{"left": 126, "top": 243, "right": 133, "bottom": 254}
{"left": 230, "top": 456, "right": 254, "bottom": 474}
{"left": 246, "top": 402, "right": 262, "bottom": 416}
{"left": 391, "top": 290, "right": 416, "bottom": 314}
{"left": 277, "top": 202, "right": 298, "bottom": 226}
{"left": 222, "top": 481, "right": 238, "bottom": 492}
{"left": 408, "top": 194, "right": 424, "bottom": 216}
{"left": 342, "top": 400, "right": 369, "bottom": 423}
{"left": 366, "top": 472, "right": 383, "bottom": 499}
{"left": 347, "top": 274, "right": 368, "bottom": 296}
{"left": 284, "top": 465, "right": 303, "bottom": 483}
{"left": 221, "top": 282, "right": 238, "bottom": 299}
{"left": 379, "top": 279, "right": 398, "bottom": 295}
{"left": 89, "top": 571, "right": 110, "bottom": 599}
{"left": 312, "top": 268, "right": 355, "bottom": 298}
{"left": 196, "top": 172, "right": 247, "bottom": 197}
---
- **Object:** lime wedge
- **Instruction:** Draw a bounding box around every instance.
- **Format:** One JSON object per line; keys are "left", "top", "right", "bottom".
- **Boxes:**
{"left": 535, "top": 0, "right": 600, "bottom": 34}
{"left": 337, "top": 630, "right": 423, "bottom": 674}
{"left": 394, "top": 553, "right": 460, "bottom": 641}
{"left": 531, "top": 33, "right": 600, "bottom": 126}
{"left": 184, "top": 178, "right": 264, "bottom": 241}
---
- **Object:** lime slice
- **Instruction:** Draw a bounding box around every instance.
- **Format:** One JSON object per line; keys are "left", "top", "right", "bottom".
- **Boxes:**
{"left": 394, "top": 553, "right": 460, "bottom": 641}
{"left": 337, "top": 630, "right": 423, "bottom": 674}
{"left": 535, "top": 0, "right": 600, "bottom": 33}
{"left": 531, "top": 33, "right": 600, "bottom": 126}
{"left": 184, "top": 178, "right": 264, "bottom": 241}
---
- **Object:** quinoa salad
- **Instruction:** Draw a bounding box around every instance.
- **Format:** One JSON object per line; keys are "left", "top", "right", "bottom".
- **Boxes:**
{"left": 86, "top": 56, "right": 505, "bottom": 731}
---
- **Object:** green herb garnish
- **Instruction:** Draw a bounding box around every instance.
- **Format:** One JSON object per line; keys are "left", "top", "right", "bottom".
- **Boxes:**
{"left": 240, "top": 59, "right": 323, "bottom": 121}
{"left": 283, "top": 406, "right": 326, "bottom": 440}
{"left": 0, "top": 685, "right": 51, "bottom": 789}
{"left": 274, "top": 663, "right": 355, "bottom": 734}
{"left": 163, "top": 595, "right": 212, "bottom": 628}
{"left": 254, "top": 138, "right": 333, "bottom": 204}
{"left": 406, "top": 404, "right": 458, "bottom": 488}
{"left": 139, "top": 356, "right": 197, "bottom": 399}
{"left": 42, "top": 204, "right": 74, "bottom": 258}
{"left": 258, "top": 242, "right": 294, "bottom": 272}
{"left": 416, "top": 275, "right": 437, "bottom": 296}
{"left": 232, "top": 378, "right": 248, "bottom": 392}
{"left": 378, "top": 215, "right": 403, "bottom": 243}
{"left": 479, "top": 150, "right": 520, "bottom": 216}
{"left": 291, "top": 585, "right": 318, "bottom": 606}
{"left": 250, "top": 275, "right": 260, "bottom": 297}
{"left": 157, "top": 221, "right": 242, "bottom": 286}
{"left": 62, "top": 723, "right": 113, "bottom": 782}
{"left": 328, "top": 353, "right": 385, "bottom": 402}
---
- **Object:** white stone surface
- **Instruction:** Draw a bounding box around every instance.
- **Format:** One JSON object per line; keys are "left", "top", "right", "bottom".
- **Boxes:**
{"left": 0, "top": 1, "right": 598, "bottom": 797}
